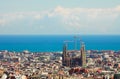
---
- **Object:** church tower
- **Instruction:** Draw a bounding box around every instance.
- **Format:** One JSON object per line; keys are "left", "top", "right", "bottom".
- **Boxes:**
{"left": 80, "top": 42, "right": 86, "bottom": 67}
{"left": 62, "top": 44, "right": 67, "bottom": 66}
{"left": 62, "top": 37, "right": 87, "bottom": 67}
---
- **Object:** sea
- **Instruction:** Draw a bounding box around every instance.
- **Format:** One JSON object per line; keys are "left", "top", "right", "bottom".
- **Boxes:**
{"left": 0, "top": 35, "right": 120, "bottom": 52}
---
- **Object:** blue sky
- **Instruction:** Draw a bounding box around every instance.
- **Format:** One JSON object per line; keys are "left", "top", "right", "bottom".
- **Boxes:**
{"left": 0, "top": 0, "right": 120, "bottom": 35}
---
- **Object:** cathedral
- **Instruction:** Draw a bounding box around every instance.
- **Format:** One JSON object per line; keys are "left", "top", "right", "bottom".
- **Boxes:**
{"left": 62, "top": 42, "right": 86, "bottom": 67}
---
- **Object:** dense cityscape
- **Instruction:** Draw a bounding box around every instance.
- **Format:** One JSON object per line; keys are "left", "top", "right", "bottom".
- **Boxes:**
{"left": 0, "top": 42, "right": 120, "bottom": 79}
{"left": 1, "top": 0, "right": 120, "bottom": 79}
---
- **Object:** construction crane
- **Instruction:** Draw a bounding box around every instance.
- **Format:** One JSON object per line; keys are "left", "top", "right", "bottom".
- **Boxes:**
{"left": 63, "top": 40, "right": 74, "bottom": 48}
{"left": 74, "top": 35, "right": 82, "bottom": 50}
{"left": 63, "top": 35, "right": 83, "bottom": 50}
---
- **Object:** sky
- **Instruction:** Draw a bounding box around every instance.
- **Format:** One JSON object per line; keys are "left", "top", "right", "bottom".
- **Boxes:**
{"left": 0, "top": 0, "right": 120, "bottom": 35}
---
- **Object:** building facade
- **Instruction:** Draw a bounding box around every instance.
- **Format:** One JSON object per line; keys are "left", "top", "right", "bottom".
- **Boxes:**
{"left": 62, "top": 43, "right": 86, "bottom": 67}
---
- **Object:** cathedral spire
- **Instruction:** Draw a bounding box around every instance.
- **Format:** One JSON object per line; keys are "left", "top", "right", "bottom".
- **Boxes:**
{"left": 81, "top": 42, "right": 86, "bottom": 67}
{"left": 63, "top": 43, "right": 67, "bottom": 56}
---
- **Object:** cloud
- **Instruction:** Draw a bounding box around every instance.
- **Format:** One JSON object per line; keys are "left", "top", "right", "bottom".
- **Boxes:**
{"left": 0, "top": 19, "right": 6, "bottom": 26}
{"left": 52, "top": 6, "right": 120, "bottom": 34}
{"left": 0, "top": 5, "right": 120, "bottom": 34}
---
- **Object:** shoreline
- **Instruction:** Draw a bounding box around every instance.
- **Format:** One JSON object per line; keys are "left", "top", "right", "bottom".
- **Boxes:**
{"left": 0, "top": 49, "right": 120, "bottom": 53}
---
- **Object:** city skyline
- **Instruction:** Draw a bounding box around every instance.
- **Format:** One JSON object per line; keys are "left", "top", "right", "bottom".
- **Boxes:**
{"left": 0, "top": 0, "right": 120, "bottom": 35}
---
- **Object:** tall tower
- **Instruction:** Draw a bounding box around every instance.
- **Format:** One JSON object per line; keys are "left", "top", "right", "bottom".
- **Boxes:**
{"left": 62, "top": 44, "right": 67, "bottom": 66}
{"left": 80, "top": 42, "right": 86, "bottom": 67}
